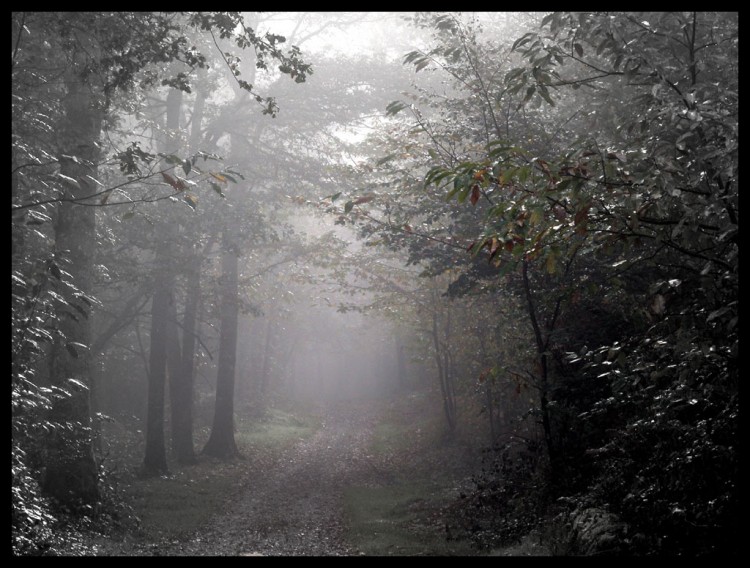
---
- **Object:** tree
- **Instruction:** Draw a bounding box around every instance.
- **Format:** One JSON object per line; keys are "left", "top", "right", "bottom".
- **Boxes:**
{"left": 12, "top": 9, "right": 312, "bottom": 512}
{"left": 389, "top": 11, "right": 737, "bottom": 553}
{"left": 320, "top": 11, "right": 736, "bottom": 553}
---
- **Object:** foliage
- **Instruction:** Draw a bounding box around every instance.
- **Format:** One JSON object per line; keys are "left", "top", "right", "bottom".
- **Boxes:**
{"left": 11, "top": 9, "right": 315, "bottom": 552}
{"left": 356, "top": 11, "right": 737, "bottom": 554}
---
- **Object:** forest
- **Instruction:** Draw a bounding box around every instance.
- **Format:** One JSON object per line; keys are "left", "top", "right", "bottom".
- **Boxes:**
{"left": 11, "top": 12, "right": 738, "bottom": 556}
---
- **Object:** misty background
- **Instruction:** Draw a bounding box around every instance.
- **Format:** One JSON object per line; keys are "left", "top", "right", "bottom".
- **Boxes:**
{"left": 12, "top": 12, "right": 737, "bottom": 556}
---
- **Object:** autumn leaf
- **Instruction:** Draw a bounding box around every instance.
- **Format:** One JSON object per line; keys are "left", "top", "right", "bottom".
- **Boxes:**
{"left": 183, "top": 193, "right": 198, "bottom": 209}
{"left": 488, "top": 238, "right": 501, "bottom": 262}
{"left": 470, "top": 184, "right": 481, "bottom": 206}
{"left": 353, "top": 195, "right": 374, "bottom": 205}
{"left": 210, "top": 172, "right": 228, "bottom": 183}
{"left": 162, "top": 171, "right": 187, "bottom": 191}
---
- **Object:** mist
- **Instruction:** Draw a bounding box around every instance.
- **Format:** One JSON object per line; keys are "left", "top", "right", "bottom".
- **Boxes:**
{"left": 12, "top": 11, "right": 738, "bottom": 557}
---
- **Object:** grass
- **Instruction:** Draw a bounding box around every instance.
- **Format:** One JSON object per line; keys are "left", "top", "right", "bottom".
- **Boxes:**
{"left": 343, "top": 482, "right": 477, "bottom": 556}
{"left": 342, "top": 390, "right": 482, "bottom": 556}
{"left": 234, "top": 407, "right": 319, "bottom": 449}
{"left": 112, "top": 407, "right": 321, "bottom": 541}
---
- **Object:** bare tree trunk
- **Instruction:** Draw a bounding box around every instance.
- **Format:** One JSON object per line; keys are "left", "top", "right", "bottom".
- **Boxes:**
{"left": 170, "top": 254, "right": 200, "bottom": 464}
{"left": 42, "top": 56, "right": 102, "bottom": 508}
{"left": 143, "top": 88, "right": 183, "bottom": 473}
{"left": 395, "top": 334, "right": 407, "bottom": 391}
{"left": 431, "top": 298, "right": 456, "bottom": 432}
{"left": 202, "top": 231, "right": 240, "bottom": 458}
{"left": 257, "top": 316, "right": 275, "bottom": 410}
{"left": 522, "top": 260, "right": 555, "bottom": 464}
{"left": 143, "top": 255, "right": 171, "bottom": 475}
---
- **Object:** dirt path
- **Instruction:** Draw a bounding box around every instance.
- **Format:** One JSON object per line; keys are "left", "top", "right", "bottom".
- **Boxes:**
{"left": 110, "top": 399, "right": 397, "bottom": 556}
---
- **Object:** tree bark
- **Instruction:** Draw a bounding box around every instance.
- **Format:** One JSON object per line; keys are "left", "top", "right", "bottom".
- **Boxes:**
{"left": 522, "top": 260, "right": 555, "bottom": 465}
{"left": 395, "top": 334, "right": 407, "bottom": 391}
{"left": 431, "top": 292, "right": 456, "bottom": 432}
{"left": 42, "top": 59, "right": 102, "bottom": 507}
{"left": 170, "top": 254, "right": 200, "bottom": 464}
{"left": 143, "top": 87, "right": 183, "bottom": 473}
{"left": 143, "top": 254, "right": 171, "bottom": 475}
{"left": 257, "top": 316, "right": 275, "bottom": 409}
{"left": 202, "top": 231, "right": 240, "bottom": 459}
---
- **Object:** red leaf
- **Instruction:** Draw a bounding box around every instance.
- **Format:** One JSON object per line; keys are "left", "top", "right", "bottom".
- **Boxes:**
{"left": 470, "top": 184, "right": 480, "bottom": 206}
{"left": 161, "top": 171, "right": 186, "bottom": 191}
{"left": 575, "top": 204, "right": 590, "bottom": 235}
{"left": 488, "top": 238, "right": 501, "bottom": 263}
{"left": 162, "top": 171, "right": 176, "bottom": 186}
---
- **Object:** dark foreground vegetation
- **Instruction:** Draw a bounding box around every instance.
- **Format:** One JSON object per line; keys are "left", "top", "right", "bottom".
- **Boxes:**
{"left": 12, "top": 12, "right": 737, "bottom": 556}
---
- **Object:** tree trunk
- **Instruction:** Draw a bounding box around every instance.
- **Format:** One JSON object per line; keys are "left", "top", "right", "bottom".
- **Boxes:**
{"left": 257, "top": 316, "right": 275, "bottom": 410}
{"left": 42, "top": 60, "right": 102, "bottom": 507}
{"left": 170, "top": 254, "right": 200, "bottom": 464}
{"left": 143, "top": 88, "right": 183, "bottom": 473}
{"left": 522, "top": 260, "right": 556, "bottom": 465}
{"left": 431, "top": 301, "right": 456, "bottom": 432}
{"left": 143, "top": 254, "right": 171, "bottom": 475}
{"left": 395, "top": 334, "right": 407, "bottom": 391}
{"left": 202, "top": 231, "right": 240, "bottom": 459}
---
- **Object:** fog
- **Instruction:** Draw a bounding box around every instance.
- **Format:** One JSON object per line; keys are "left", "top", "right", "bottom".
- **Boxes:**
{"left": 13, "top": 11, "right": 738, "bottom": 556}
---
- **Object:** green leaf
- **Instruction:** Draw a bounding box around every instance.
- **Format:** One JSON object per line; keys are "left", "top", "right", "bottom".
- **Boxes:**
{"left": 538, "top": 84, "right": 555, "bottom": 106}
{"left": 65, "top": 342, "right": 89, "bottom": 359}
{"left": 56, "top": 173, "right": 82, "bottom": 190}
{"left": 182, "top": 159, "right": 191, "bottom": 176}
{"left": 225, "top": 169, "right": 245, "bottom": 180}
{"left": 344, "top": 201, "right": 354, "bottom": 213}
{"left": 376, "top": 154, "right": 397, "bottom": 166}
{"left": 386, "top": 101, "right": 408, "bottom": 116}
{"left": 49, "top": 262, "right": 62, "bottom": 280}
{"left": 512, "top": 32, "right": 535, "bottom": 51}
{"left": 67, "top": 377, "right": 89, "bottom": 391}
{"left": 414, "top": 58, "right": 430, "bottom": 72}
{"left": 545, "top": 250, "right": 557, "bottom": 274}
{"left": 517, "top": 166, "right": 531, "bottom": 184}
{"left": 523, "top": 85, "right": 536, "bottom": 103}
{"left": 574, "top": 43, "right": 583, "bottom": 57}
{"left": 210, "top": 182, "right": 225, "bottom": 198}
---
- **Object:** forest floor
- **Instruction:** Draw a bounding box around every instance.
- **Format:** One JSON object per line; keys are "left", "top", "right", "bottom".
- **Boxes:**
{"left": 75, "top": 390, "right": 550, "bottom": 556}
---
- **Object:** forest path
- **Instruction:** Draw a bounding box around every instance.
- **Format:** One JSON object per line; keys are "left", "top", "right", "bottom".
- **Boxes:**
{"left": 117, "top": 398, "right": 407, "bottom": 556}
